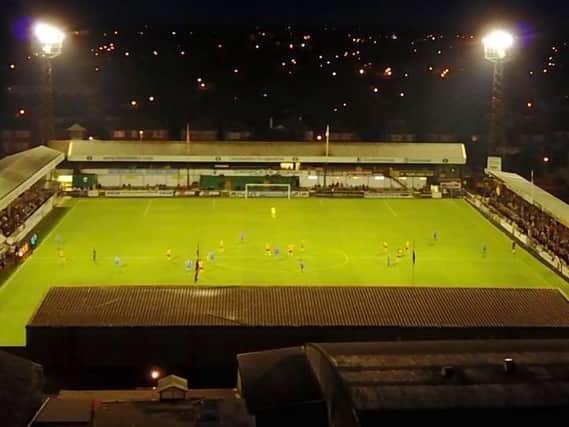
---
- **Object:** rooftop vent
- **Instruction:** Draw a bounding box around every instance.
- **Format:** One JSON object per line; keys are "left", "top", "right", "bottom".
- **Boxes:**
{"left": 440, "top": 366, "right": 455, "bottom": 378}
{"left": 503, "top": 358, "right": 516, "bottom": 374}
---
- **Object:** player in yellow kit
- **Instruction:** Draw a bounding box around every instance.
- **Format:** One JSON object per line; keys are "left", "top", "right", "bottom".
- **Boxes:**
{"left": 265, "top": 242, "right": 272, "bottom": 256}
{"left": 287, "top": 243, "right": 294, "bottom": 256}
{"left": 219, "top": 240, "right": 224, "bottom": 253}
{"left": 271, "top": 207, "right": 277, "bottom": 218}
{"left": 58, "top": 248, "right": 66, "bottom": 263}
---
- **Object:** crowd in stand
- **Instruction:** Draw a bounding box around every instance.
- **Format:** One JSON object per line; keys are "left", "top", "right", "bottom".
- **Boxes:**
{"left": 314, "top": 183, "right": 371, "bottom": 191}
{"left": 0, "top": 187, "right": 56, "bottom": 238}
{"left": 476, "top": 177, "right": 569, "bottom": 266}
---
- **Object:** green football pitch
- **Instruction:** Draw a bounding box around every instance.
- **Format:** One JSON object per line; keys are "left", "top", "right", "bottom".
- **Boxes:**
{"left": 0, "top": 197, "right": 567, "bottom": 346}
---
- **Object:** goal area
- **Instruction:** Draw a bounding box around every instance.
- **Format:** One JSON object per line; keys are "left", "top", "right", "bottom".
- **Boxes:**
{"left": 244, "top": 183, "right": 292, "bottom": 199}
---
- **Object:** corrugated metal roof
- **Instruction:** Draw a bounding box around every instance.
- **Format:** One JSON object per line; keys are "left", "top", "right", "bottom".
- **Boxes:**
{"left": 65, "top": 140, "right": 467, "bottom": 165}
{"left": 351, "top": 383, "right": 569, "bottom": 410}
{"left": 312, "top": 340, "right": 569, "bottom": 411}
{"left": 28, "top": 286, "right": 569, "bottom": 328}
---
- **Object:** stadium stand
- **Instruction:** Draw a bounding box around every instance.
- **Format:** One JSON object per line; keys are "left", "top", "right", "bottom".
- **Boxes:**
{"left": 488, "top": 169, "right": 569, "bottom": 228}
{"left": 63, "top": 140, "right": 466, "bottom": 164}
{"left": 0, "top": 146, "right": 63, "bottom": 212}
{"left": 0, "top": 185, "right": 57, "bottom": 238}
{"left": 0, "top": 146, "right": 64, "bottom": 269}
{"left": 50, "top": 140, "right": 465, "bottom": 194}
{"left": 473, "top": 171, "right": 568, "bottom": 267}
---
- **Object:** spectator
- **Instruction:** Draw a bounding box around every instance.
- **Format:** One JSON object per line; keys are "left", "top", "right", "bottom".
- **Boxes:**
{"left": 472, "top": 177, "right": 568, "bottom": 265}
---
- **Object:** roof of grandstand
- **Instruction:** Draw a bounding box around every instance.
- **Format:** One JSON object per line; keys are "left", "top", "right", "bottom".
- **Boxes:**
{"left": 29, "top": 286, "right": 569, "bottom": 328}
{"left": 62, "top": 140, "right": 466, "bottom": 165}
{"left": 487, "top": 169, "right": 569, "bottom": 228}
{"left": 0, "top": 146, "right": 64, "bottom": 212}
{"left": 313, "top": 340, "right": 569, "bottom": 411}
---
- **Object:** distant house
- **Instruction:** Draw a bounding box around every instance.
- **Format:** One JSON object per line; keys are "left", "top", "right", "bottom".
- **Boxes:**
{"left": 66, "top": 123, "right": 87, "bottom": 140}
{"left": 157, "top": 375, "right": 189, "bottom": 401}
{"left": 330, "top": 132, "right": 358, "bottom": 141}
{"left": 180, "top": 128, "right": 218, "bottom": 141}
{"left": 0, "top": 129, "right": 34, "bottom": 155}
{"left": 425, "top": 133, "right": 457, "bottom": 142}
{"left": 225, "top": 131, "right": 253, "bottom": 141}
{"left": 111, "top": 129, "right": 169, "bottom": 140}
{"left": 387, "top": 133, "right": 416, "bottom": 142}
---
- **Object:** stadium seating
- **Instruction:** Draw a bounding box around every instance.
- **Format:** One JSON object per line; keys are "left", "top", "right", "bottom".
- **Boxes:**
{"left": 477, "top": 177, "right": 568, "bottom": 265}
{"left": 0, "top": 186, "right": 56, "bottom": 238}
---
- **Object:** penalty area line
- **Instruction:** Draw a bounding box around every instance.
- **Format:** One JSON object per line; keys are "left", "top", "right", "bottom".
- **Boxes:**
{"left": 143, "top": 199, "right": 153, "bottom": 217}
{"left": 384, "top": 200, "right": 398, "bottom": 217}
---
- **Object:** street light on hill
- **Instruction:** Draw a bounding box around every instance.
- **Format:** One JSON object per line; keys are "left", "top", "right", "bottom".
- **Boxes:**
{"left": 482, "top": 29, "right": 514, "bottom": 159}
{"left": 33, "top": 22, "right": 65, "bottom": 144}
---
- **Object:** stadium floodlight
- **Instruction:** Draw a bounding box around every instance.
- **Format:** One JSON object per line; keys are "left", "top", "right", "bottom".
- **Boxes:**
{"left": 483, "top": 29, "right": 515, "bottom": 157}
{"left": 482, "top": 30, "right": 514, "bottom": 62}
{"left": 33, "top": 21, "right": 66, "bottom": 144}
{"left": 34, "top": 22, "right": 65, "bottom": 58}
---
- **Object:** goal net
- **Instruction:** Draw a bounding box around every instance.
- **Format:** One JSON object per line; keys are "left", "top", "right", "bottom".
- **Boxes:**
{"left": 245, "top": 183, "right": 292, "bottom": 199}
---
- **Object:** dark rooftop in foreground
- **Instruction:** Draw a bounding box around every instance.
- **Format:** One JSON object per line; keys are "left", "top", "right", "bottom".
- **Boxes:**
{"left": 317, "top": 340, "right": 569, "bottom": 411}
{"left": 30, "top": 392, "right": 253, "bottom": 427}
{"left": 0, "top": 350, "right": 44, "bottom": 427}
{"left": 238, "top": 340, "right": 569, "bottom": 426}
{"left": 29, "top": 286, "right": 569, "bottom": 329}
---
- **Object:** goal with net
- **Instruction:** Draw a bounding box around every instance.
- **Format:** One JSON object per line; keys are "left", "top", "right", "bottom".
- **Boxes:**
{"left": 244, "top": 183, "right": 292, "bottom": 199}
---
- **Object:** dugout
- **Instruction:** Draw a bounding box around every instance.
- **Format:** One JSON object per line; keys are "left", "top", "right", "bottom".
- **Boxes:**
{"left": 27, "top": 286, "right": 569, "bottom": 388}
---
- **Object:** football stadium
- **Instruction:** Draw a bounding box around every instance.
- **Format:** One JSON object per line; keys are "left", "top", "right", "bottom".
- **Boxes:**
{"left": 0, "top": 140, "right": 567, "bottom": 350}
{"left": 6, "top": 10, "right": 569, "bottom": 424}
{"left": 2, "top": 141, "right": 569, "bottom": 426}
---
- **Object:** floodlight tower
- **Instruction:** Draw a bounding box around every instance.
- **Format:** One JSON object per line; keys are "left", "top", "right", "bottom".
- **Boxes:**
{"left": 33, "top": 22, "right": 65, "bottom": 144}
{"left": 482, "top": 30, "right": 514, "bottom": 157}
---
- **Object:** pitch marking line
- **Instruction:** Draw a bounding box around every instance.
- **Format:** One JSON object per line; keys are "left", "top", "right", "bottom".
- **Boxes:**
{"left": 143, "top": 199, "right": 153, "bottom": 216}
{"left": 384, "top": 200, "right": 398, "bottom": 217}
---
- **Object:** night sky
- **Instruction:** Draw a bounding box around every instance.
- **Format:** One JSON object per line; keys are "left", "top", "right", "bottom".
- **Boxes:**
{"left": 4, "top": 0, "right": 569, "bottom": 29}
{"left": 2, "top": 0, "right": 569, "bottom": 196}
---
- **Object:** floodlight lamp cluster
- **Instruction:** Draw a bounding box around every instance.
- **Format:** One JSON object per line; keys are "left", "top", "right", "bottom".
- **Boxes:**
{"left": 482, "top": 30, "right": 514, "bottom": 62}
{"left": 34, "top": 22, "right": 65, "bottom": 58}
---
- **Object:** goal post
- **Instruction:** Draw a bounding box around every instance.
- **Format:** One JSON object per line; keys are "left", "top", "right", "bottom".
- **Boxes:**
{"left": 244, "top": 183, "right": 292, "bottom": 199}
